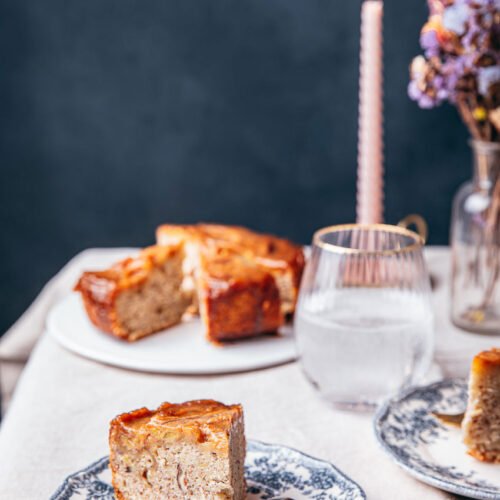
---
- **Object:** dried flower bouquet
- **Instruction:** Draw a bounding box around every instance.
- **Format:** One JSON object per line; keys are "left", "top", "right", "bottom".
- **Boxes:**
{"left": 409, "top": 0, "right": 500, "bottom": 329}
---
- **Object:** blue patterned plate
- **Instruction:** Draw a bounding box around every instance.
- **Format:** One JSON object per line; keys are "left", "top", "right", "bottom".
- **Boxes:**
{"left": 374, "top": 379, "right": 500, "bottom": 500}
{"left": 51, "top": 440, "right": 365, "bottom": 499}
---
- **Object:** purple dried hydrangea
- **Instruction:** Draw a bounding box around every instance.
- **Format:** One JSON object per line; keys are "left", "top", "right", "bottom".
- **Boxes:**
{"left": 409, "top": 0, "right": 500, "bottom": 139}
{"left": 411, "top": 1, "right": 499, "bottom": 103}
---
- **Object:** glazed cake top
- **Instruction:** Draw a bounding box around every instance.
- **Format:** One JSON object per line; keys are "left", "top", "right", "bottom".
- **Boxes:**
{"left": 199, "top": 249, "right": 276, "bottom": 286}
{"left": 75, "top": 244, "right": 182, "bottom": 302}
{"left": 156, "top": 223, "right": 304, "bottom": 271}
{"left": 472, "top": 348, "right": 500, "bottom": 374}
{"left": 110, "top": 400, "right": 243, "bottom": 454}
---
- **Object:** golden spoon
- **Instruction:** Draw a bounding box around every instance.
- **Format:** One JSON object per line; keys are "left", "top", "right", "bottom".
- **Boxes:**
{"left": 431, "top": 411, "right": 465, "bottom": 427}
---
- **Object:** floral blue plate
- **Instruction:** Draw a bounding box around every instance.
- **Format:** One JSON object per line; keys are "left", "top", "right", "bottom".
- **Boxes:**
{"left": 374, "top": 379, "right": 500, "bottom": 500}
{"left": 51, "top": 440, "right": 365, "bottom": 499}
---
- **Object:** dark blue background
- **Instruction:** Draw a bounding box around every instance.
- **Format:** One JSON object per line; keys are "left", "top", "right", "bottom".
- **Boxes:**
{"left": 0, "top": 0, "right": 469, "bottom": 334}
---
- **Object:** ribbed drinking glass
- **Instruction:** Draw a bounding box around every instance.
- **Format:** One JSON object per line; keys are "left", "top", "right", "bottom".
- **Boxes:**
{"left": 295, "top": 224, "right": 434, "bottom": 410}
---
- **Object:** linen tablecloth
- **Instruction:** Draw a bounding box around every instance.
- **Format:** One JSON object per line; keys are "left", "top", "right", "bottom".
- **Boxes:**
{"left": 0, "top": 246, "right": 497, "bottom": 499}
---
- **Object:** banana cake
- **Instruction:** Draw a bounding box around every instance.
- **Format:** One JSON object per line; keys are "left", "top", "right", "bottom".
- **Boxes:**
{"left": 462, "top": 347, "right": 500, "bottom": 463}
{"left": 109, "top": 400, "right": 246, "bottom": 499}
{"left": 197, "top": 247, "right": 283, "bottom": 342}
{"left": 156, "top": 223, "right": 304, "bottom": 316}
{"left": 75, "top": 244, "right": 192, "bottom": 341}
{"left": 75, "top": 223, "right": 304, "bottom": 343}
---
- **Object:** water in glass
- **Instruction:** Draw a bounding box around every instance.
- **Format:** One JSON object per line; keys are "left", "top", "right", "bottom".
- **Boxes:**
{"left": 296, "top": 288, "right": 433, "bottom": 409}
{"left": 295, "top": 224, "right": 434, "bottom": 410}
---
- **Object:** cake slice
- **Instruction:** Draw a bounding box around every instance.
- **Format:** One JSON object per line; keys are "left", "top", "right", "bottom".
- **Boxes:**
{"left": 197, "top": 247, "right": 283, "bottom": 342}
{"left": 75, "top": 245, "right": 192, "bottom": 341}
{"left": 462, "top": 348, "right": 500, "bottom": 462}
{"left": 209, "top": 224, "right": 304, "bottom": 315}
{"left": 156, "top": 223, "right": 305, "bottom": 315}
{"left": 109, "top": 400, "right": 246, "bottom": 500}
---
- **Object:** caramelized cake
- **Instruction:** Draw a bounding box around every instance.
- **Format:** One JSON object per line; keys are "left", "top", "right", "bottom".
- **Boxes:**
{"left": 76, "top": 223, "right": 304, "bottom": 343}
{"left": 75, "top": 245, "right": 191, "bottom": 341}
{"left": 462, "top": 348, "right": 500, "bottom": 462}
{"left": 198, "top": 248, "right": 283, "bottom": 342}
{"left": 156, "top": 223, "right": 304, "bottom": 315}
{"left": 109, "top": 400, "right": 246, "bottom": 500}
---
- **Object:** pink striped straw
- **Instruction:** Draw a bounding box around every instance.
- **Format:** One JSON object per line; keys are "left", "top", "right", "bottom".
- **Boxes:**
{"left": 356, "top": 0, "right": 384, "bottom": 225}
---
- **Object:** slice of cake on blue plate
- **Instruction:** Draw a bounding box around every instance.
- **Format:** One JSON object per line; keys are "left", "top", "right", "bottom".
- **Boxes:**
{"left": 462, "top": 348, "right": 500, "bottom": 463}
{"left": 109, "top": 400, "right": 246, "bottom": 499}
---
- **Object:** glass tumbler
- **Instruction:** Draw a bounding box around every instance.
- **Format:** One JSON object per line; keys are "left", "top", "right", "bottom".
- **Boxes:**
{"left": 295, "top": 224, "right": 434, "bottom": 410}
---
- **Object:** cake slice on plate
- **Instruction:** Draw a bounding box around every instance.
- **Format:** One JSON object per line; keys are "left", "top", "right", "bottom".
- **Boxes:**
{"left": 109, "top": 400, "right": 246, "bottom": 499}
{"left": 75, "top": 244, "right": 192, "bottom": 341}
{"left": 156, "top": 223, "right": 304, "bottom": 315}
{"left": 75, "top": 223, "right": 305, "bottom": 343}
{"left": 197, "top": 247, "right": 283, "bottom": 342}
{"left": 462, "top": 347, "right": 500, "bottom": 463}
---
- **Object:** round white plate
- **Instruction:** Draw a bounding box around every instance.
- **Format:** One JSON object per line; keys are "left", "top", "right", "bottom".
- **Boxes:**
{"left": 374, "top": 379, "right": 500, "bottom": 500}
{"left": 47, "top": 293, "right": 297, "bottom": 374}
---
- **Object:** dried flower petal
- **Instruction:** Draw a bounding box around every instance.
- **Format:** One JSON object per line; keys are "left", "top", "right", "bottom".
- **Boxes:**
{"left": 443, "top": 3, "right": 469, "bottom": 35}
{"left": 490, "top": 107, "right": 500, "bottom": 132}
{"left": 473, "top": 106, "right": 488, "bottom": 120}
{"left": 478, "top": 65, "right": 500, "bottom": 95}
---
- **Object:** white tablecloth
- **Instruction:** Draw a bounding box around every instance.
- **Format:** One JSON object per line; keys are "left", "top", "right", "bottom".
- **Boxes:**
{"left": 0, "top": 246, "right": 497, "bottom": 500}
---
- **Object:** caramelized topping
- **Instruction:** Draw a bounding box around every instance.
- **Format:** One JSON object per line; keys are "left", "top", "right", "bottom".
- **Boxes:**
{"left": 112, "top": 400, "right": 242, "bottom": 434}
{"left": 157, "top": 223, "right": 304, "bottom": 271}
{"left": 472, "top": 348, "right": 500, "bottom": 373}
{"left": 75, "top": 245, "right": 181, "bottom": 296}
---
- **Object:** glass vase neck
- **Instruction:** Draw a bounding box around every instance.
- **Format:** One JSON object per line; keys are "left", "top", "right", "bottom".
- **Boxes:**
{"left": 470, "top": 140, "right": 500, "bottom": 189}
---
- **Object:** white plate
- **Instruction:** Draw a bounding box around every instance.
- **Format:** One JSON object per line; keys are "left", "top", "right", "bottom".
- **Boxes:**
{"left": 374, "top": 379, "right": 500, "bottom": 500}
{"left": 47, "top": 293, "right": 297, "bottom": 374}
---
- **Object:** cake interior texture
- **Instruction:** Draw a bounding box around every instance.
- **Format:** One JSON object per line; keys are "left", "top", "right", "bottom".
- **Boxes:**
{"left": 270, "top": 269, "right": 296, "bottom": 315}
{"left": 109, "top": 400, "right": 246, "bottom": 500}
{"left": 114, "top": 248, "right": 191, "bottom": 341}
{"left": 462, "top": 348, "right": 500, "bottom": 463}
{"left": 75, "top": 245, "right": 192, "bottom": 341}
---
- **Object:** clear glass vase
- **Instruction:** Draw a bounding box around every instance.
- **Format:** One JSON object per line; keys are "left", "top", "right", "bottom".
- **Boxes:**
{"left": 451, "top": 140, "right": 500, "bottom": 334}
